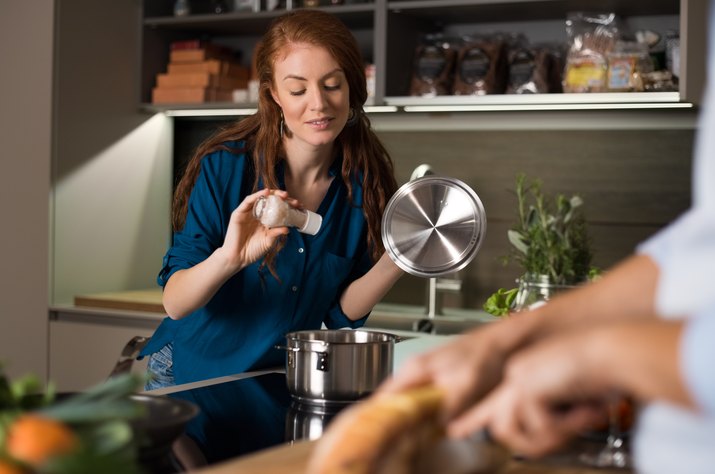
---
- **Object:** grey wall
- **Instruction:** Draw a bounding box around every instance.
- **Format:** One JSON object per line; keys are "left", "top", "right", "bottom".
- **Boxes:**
{"left": 376, "top": 126, "right": 695, "bottom": 310}
{"left": 0, "top": 2, "right": 54, "bottom": 380}
{"left": 52, "top": 0, "right": 173, "bottom": 306}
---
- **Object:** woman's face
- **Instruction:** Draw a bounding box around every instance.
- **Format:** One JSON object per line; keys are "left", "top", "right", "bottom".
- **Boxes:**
{"left": 271, "top": 43, "right": 350, "bottom": 149}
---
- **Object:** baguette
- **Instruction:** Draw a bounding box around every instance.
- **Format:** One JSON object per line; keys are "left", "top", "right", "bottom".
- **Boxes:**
{"left": 306, "top": 386, "right": 445, "bottom": 474}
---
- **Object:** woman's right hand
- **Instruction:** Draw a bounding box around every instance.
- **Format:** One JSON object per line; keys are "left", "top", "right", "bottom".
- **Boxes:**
{"left": 163, "top": 189, "right": 296, "bottom": 319}
{"left": 219, "top": 188, "right": 295, "bottom": 273}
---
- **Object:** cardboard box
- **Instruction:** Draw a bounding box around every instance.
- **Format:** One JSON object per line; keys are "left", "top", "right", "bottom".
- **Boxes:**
{"left": 151, "top": 87, "right": 233, "bottom": 104}
{"left": 169, "top": 47, "right": 234, "bottom": 63}
{"left": 167, "top": 60, "right": 249, "bottom": 80}
{"left": 156, "top": 72, "right": 247, "bottom": 90}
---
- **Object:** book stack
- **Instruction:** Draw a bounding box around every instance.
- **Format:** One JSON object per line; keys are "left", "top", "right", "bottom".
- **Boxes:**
{"left": 152, "top": 40, "right": 250, "bottom": 104}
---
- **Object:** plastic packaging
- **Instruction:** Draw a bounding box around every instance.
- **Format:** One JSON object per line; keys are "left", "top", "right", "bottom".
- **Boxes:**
{"left": 253, "top": 195, "right": 322, "bottom": 235}
{"left": 563, "top": 12, "right": 621, "bottom": 93}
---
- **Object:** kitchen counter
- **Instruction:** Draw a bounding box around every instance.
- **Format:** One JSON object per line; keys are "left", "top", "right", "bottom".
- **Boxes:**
{"left": 69, "top": 289, "right": 497, "bottom": 336}
{"left": 148, "top": 334, "right": 631, "bottom": 474}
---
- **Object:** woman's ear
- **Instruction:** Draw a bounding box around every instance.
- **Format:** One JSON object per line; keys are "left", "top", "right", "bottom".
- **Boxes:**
{"left": 270, "top": 87, "right": 281, "bottom": 107}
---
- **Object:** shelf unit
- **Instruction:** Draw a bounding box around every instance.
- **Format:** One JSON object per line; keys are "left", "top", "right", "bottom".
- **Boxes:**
{"left": 140, "top": 0, "right": 706, "bottom": 117}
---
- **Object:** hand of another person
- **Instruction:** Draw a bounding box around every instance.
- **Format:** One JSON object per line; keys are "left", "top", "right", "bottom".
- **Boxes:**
{"left": 451, "top": 329, "right": 610, "bottom": 458}
{"left": 379, "top": 319, "right": 528, "bottom": 423}
{"left": 220, "top": 189, "right": 295, "bottom": 272}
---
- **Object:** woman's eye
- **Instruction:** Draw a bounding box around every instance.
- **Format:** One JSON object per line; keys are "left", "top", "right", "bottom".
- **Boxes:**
{"left": 289, "top": 89, "right": 306, "bottom": 96}
{"left": 324, "top": 84, "right": 341, "bottom": 91}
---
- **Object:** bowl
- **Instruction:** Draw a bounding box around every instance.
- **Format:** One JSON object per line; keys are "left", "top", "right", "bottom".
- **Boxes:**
{"left": 129, "top": 394, "right": 200, "bottom": 464}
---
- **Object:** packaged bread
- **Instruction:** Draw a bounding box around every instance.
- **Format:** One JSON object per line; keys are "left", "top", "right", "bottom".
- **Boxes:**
{"left": 563, "top": 12, "right": 621, "bottom": 93}
{"left": 607, "top": 40, "right": 654, "bottom": 92}
{"left": 409, "top": 34, "right": 458, "bottom": 97}
{"left": 452, "top": 34, "right": 508, "bottom": 95}
{"left": 506, "top": 36, "right": 564, "bottom": 94}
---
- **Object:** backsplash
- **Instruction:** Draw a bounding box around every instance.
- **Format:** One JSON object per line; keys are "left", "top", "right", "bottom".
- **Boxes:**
{"left": 377, "top": 128, "right": 694, "bottom": 310}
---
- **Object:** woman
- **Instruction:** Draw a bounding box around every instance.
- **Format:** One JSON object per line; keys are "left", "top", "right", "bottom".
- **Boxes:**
{"left": 140, "top": 9, "right": 402, "bottom": 388}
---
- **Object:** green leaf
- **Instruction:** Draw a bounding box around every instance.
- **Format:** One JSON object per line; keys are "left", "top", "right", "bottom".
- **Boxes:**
{"left": 38, "top": 374, "right": 146, "bottom": 424}
{"left": 483, "top": 288, "right": 519, "bottom": 317}
{"left": 507, "top": 230, "right": 528, "bottom": 254}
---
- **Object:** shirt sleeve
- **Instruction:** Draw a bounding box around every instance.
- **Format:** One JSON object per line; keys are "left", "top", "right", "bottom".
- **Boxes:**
{"left": 157, "top": 152, "right": 237, "bottom": 287}
{"left": 637, "top": 207, "right": 715, "bottom": 318}
{"left": 323, "top": 249, "right": 373, "bottom": 329}
{"left": 681, "top": 311, "right": 715, "bottom": 416}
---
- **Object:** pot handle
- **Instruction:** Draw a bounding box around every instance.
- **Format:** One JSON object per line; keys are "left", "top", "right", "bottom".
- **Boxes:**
{"left": 274, "top": 345, "right": 300, "bottom": 352}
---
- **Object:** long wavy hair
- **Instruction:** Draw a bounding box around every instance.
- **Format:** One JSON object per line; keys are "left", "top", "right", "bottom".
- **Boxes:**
{"left": 171, "top": 9, "right": 397, "bottom": 267}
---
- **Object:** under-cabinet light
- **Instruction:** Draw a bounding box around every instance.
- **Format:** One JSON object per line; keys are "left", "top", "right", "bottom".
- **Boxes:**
{"left": 162, "top": 105, "right": 396, "bottom": 117}
{"left": 403, "top": 102, "right": 694, "bottom": 112}
{"left": 363, "top": 105, "right": 399, "bottom": 113}
{"left": 164, "top": 108, "right": 258, "bottom": 117}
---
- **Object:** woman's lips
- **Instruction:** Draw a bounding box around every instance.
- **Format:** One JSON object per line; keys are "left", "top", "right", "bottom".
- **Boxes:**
{"left": 306, "top": 117, "right": 333, "bottom": 130}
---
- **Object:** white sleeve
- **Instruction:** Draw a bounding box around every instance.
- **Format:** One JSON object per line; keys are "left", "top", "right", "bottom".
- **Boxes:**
{"left": 637, "top": 208, "right": 715, "bottom": 318}
{"left": 681, "top": 312, "right": 715, "bottom": 416}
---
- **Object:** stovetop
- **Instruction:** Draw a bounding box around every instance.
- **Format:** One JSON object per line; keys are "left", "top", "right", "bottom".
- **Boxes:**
{"left": 167, "top": 372, "right": 349, "bottom": 467}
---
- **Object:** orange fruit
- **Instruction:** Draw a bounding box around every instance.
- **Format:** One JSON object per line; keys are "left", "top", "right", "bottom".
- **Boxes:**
{"left": 0, "top": 460, "right": 25, "bottom": 474}
{"left": 5, "top": 415, "right": 79, "bottom": 466}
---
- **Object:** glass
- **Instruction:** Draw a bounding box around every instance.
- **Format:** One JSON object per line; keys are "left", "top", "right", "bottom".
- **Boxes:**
{"left": 579, "top": 395, "right": 632, "bottom": 469}
{"left": 512, "top": 273, "right": 576, "bottom": 312}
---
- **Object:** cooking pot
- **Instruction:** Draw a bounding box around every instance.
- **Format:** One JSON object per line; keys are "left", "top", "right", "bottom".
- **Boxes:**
{"left": 277, "top": 329, "right": 400, "bottom": 405}
{"left": 382, "top": 176, "right": 486, "bottom": 277}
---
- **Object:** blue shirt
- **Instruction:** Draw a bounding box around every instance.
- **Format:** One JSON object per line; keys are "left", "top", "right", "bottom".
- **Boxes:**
{"left": 141, "top": 142, "right": 371, "bottom": 384}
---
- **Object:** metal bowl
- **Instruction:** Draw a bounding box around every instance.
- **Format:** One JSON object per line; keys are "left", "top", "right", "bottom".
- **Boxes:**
{"left": 382, "top": 176, "right": 486, "bottom": 278}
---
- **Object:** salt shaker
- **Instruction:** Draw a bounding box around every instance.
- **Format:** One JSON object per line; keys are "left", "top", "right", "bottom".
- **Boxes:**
{"left": 253, "top": 194, "right": 322, "bottom": 235}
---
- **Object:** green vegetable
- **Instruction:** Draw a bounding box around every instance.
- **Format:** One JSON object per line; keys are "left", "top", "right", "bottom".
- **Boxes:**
{"left": 483, "top": 173, "right": 597, "bottom": 316}
{"left": 509, "top": 173, "right": 593, "bottom": 285}
{"left": 483, "top": 288, "right": 518, "bottom": 317}
{"left": 0, "top": 364, "right": 148, "bottom": 474}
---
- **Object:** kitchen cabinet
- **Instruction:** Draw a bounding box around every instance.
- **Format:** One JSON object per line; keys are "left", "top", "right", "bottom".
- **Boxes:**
{"left": 140, "top": 0, "right": 707, "bottom": 116}
{"left": 49, "top": 307, "right": 162, "bottom": 392}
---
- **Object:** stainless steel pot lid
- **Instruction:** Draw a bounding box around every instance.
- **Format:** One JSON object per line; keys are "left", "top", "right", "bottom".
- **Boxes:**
{"left": 382, "top": 176, "right": 486, "bottom": 278}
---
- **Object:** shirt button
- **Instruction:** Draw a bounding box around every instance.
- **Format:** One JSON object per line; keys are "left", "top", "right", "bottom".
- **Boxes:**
{"left": 292, "top": 286, "right": 298, "bottom": 292}
{"left": 298, "top": 248, "right": 304, "bottom": 253}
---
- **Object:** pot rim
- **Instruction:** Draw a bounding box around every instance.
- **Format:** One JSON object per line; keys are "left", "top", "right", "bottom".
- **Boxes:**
{"left": 284, "top": 329, "right": 400, "bottom": 346}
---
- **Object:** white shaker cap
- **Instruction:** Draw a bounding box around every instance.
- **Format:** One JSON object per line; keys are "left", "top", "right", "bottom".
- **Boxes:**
{"left": 299, "top": 210, "right": 322, "bottom": 235}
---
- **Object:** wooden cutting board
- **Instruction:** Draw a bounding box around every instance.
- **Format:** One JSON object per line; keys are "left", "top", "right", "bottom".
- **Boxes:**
{"left": 191, "top": 440, "right": 314, "bottom": 474}
{"left": 74, "top": 289, "right": 165, "bottom": 313}
{"left": 190, "top": 439, "right": 631, "bottom": 474}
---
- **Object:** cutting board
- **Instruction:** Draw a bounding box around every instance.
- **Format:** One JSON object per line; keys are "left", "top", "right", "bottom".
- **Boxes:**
{"left": 74, "top": 289, "right": 165, "bottom": 313}
{"left": 192, "top": 440, "right": 314, "bottom": 474}
{"left": 190, "top": 439, "right": 631, "bottom": 474}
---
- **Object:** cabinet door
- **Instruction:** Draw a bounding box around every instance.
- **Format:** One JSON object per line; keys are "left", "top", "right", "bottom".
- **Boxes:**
{"left": 49, "top": 317, "right": 159, "bottom": 392}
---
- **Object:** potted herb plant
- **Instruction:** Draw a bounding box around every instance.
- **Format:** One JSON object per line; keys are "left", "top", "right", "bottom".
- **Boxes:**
{"left": 483, "top": 173, "right": 597, "bottom": 316}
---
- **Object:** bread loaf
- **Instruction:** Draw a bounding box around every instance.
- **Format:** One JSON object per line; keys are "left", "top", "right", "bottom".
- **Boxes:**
{"left": 306, "top": 386, "right": 444, "bottom": 474}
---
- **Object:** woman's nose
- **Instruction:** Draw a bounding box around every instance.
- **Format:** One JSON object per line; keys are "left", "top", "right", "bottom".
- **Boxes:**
{"left": 308, "top": 87, "right": 327, "bottom": 111}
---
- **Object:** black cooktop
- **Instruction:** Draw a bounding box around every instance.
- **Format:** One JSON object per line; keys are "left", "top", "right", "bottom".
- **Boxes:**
{"left": 167, "top": 372, "right": 348, "bottom": 468}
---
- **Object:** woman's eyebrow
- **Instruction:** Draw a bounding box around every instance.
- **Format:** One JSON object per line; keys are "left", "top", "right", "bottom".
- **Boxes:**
{"left": 282, "top": 68, "right": 343, "bottom": 81}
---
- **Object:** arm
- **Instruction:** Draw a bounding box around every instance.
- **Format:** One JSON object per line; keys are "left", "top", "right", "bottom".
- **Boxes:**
{"left": 524, "top": 253, "right": 661, "bottom": 339}
{"left": 339, "top": 252, "right": 404, "bottom": 321}
{"left": 453, "top": 320, "right": 693, "bottom": 457}
{"left": 162, "top": 189, "right": 289, "bottom": 319}
{"left": 380, "top": 253, "right": 662, "bottom": 418}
